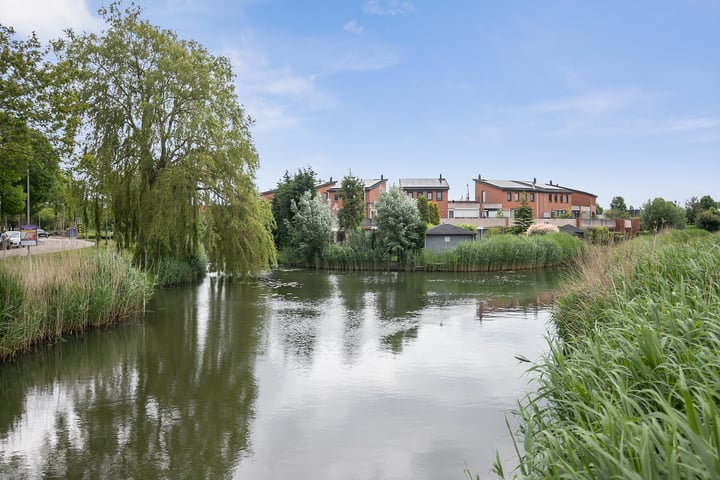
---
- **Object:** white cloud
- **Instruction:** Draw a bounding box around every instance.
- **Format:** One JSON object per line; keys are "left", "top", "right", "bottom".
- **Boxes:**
{"left": 529, "top": 90, "right": 637, "bottom": 116}
{"left": 664, "top": 117, "right": 720, "bottom": 132}
{"left": 0, "top": 0, "right": 103, "bottom": 42}
{"left": 343, "top": 20, "right": 364, "bottom": 34}
{"left": 364, "top": 0, "right": 414, "bottom": 16}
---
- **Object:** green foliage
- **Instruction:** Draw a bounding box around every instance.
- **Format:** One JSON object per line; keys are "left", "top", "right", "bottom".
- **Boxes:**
{"left": 285, "top": 190, "right": 333, "bottom": 266}
{"left": 586, "top": 226, "right": 610, "bottom": 245}
{"left": 427, "top": 201, "right": 440, "bottom": 225}
{"left": 640, "top": 197, "right": 686, "bottom": 232}
{"left": 271, "top": 167, "right": 317, "bottom": 248}
{"left": 1, "top": 24, "right": 77, "bottom": 223}
{"left": 456, "top": 223, "right": 479, "bottom": 233}
{"left": 609, "top": 195, "right": 627, "bottom": 211}
{"left": 696, "top": 210, "right": 720, "bottom": 232}
{"left": 421, "top": 232, "right": 586, "bottom": 272}
{"left": 687, "top": 195, "right": 719, "bottom": 232}
{"left": 321, "top": 230, "right": 387, "bottom": 270}
{"left": 496, "top": 234, "right": 720, "bottom": 479}
{"left": 59, "top": 4, "right": 274, "bottom": 275}
{"left": 337, "top": 172, "right": 365, "bottom": 235}
{"left": 513, "top": 197, "right": 534, "bottom": 233}
{"left": 0, "top": 249, "right": 150, "bottom": 360}
{"left": 152, "top": 253, "right": 208, "bottom": 287}
{"left": 374, "top": 186, "right": 424, "bottom": 263}
{"left": 603, "top": 208, "right": 629, "bottom": 219}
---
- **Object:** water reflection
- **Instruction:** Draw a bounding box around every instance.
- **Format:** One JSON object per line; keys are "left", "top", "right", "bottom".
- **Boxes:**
{"left": 0, "top": 276, "right": 265, "bottom": 479}
{"left": 1, "top": 269, "right": 562, "bottom": 479}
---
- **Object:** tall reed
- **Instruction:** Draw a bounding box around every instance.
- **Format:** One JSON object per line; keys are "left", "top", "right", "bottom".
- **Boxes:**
{"left": 0, "top": 249, "right": 151, "bottom": 360}
{"left": 423, "top": 233, "right": 586, "bottom": 272}
{"left": 490, "top": 232, "right": 720, "bottom": 479}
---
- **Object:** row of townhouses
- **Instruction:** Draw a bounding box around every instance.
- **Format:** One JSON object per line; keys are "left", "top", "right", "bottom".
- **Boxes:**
{"left": 263, "top": 173, "right": 600, "bottom": 225}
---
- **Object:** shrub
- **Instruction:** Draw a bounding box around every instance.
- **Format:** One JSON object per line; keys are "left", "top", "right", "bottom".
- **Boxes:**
{"left": 526, "top": 223, "right": 559, "bottom": 235}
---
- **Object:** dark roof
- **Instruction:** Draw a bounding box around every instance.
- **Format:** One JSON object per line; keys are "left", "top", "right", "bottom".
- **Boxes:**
{"left": 399, "top": 177, "right": 450, "bottom": 189}
{"left": 473, "top": 178, "right": 596, "bottom": 197}
{"left": 426, "top": 224, "right": 477, "bottom": 236}
{"left": 559, "top": 224, "right": 584, "bottom": 235}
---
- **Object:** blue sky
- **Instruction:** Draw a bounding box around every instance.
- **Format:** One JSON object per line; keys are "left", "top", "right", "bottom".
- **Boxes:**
{"left": 2, "top": 0, "right": 719, "bottom": 209}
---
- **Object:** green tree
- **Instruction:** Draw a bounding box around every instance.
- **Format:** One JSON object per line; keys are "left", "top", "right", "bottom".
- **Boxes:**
{"left": 640, "top": 197, "right": 686, "bottom": 232}
{"left": 416, "top": 196, "right": 440, "bottom": 226}
{"left": 696, "top": 210, "right": 720, "bottom": 232}
{"left": 427, "top": 202, "right": 440, "bottom": 225}
{"left": 374, "top": 186, "right": 424, "bottom": 263}
{"left": 60, "top": 4, "right": 275, "bottom": 275}
{"left": 285, "top": 190, "right": 333, "bottom": 266}
{"left": 271, "top": 167, "right": 317, "bottom": 249}
{"left": 1, "top": 24, "right": 75, "bottom": 225}
{"left": 337, "top": 172, "right": 365, "bottom": 238}
{"left": 604, "top": 208, "right": 630, "bottom": 219}
{"left": 513, "top": 197, "right": 534, "bottom": 233}
{"left": 609, "top": 196, "right": 627, "bottom": 211}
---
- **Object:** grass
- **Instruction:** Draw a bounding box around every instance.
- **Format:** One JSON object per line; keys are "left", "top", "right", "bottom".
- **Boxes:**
{"left": 421, "top": 232, "right": 587, "bottom": 272}
{"left": 487, "top": 230, "right": 720, "bottom": 479}
{"left": 0, "top": 248, "right": 151, "bottom": 361}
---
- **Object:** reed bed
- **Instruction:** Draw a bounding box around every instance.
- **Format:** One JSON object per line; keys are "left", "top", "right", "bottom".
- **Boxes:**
{"left": 422, "top": 233, "right": 586, "bottom": 272}
{"left": 0, "top": 249, "right": 151, "bottom": 360}
{"left": 491, "top": 231, "right": 720, "bottom": 479}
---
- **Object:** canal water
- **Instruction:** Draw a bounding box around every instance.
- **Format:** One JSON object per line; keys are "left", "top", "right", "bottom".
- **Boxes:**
{"left": 0, "top": 269, "right": 561, "bottom": 479}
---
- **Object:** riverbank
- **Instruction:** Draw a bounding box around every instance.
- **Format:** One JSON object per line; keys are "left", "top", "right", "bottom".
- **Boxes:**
{"left": 320, "top": 232, "right": 587, "bottom": 272}
{"left": 0, "top": 248, "right": 151, "bottom": 361}
{"left": 491, "top": 230, "right": 720, "bottom": 478}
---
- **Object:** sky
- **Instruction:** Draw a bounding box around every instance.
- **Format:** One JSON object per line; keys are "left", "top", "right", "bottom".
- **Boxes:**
{"left": 2, "top": 0, "right": 719, "bottom": 209}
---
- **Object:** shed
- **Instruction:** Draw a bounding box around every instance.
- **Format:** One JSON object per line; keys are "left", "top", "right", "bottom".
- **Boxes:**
{"left": 425, "top": 224, "right": 477, "bottom": 251}
{"left": 559, "top": 223, "right": 585, "bottom": 239}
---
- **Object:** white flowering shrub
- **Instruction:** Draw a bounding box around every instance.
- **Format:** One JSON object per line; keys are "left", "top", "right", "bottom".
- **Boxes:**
{"left": 526, "top": 223, "right": 560, "bottom": 236}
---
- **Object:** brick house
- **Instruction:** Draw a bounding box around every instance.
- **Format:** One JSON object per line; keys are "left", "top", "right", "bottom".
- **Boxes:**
{"left": 473, "top": 176, "right": 597, "bottom": 219}
{"left": 398, "top": 176, "right": 450, "bottom": 219}
{"left": 322, "top": 177, "right": 388, "bottom": 227}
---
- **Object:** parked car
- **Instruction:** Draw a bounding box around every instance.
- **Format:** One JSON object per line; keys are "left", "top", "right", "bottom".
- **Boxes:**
{"left": 5, "top": 231, "right": 21, "bottom": 248}
{"left": 37, "top": 228, "right": 49, "bottom": 238}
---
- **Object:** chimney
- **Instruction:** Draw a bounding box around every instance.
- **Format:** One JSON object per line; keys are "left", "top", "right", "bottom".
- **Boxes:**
{"left": 381, "top": 174, "right": 384, "bottom": 181}
{"left": 533, "top": 177, "right": 536, "bottom": 185}
{"left": 439, "top": 173, "right": 442, "bottom": 180}
{"left": 478, "top": 173, "right": 482, "bottom": 180}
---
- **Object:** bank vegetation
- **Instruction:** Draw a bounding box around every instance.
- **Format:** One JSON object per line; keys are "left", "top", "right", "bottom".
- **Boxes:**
{"left": 319, "top": 232, "right": 587, "bottom": 272}
{"left": 0, "top": 249, "right": 151, "bottom": 361}
{"left": 491, "top": 230, "right": 720, "bottom": 479}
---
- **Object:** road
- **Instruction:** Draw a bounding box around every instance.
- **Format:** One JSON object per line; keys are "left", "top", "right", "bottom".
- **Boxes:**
{"left": 0, "top": 236, "right": 95, "bottom": 259}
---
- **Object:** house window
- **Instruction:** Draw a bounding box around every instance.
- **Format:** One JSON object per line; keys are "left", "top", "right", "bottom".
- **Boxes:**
{"left": 481, "top": 191, "right": 486, "bottom": 202}
{"left": 522, "top": 192, "right": 527, "bottom": 202}
{"left": 565, "top": 194, "right": 569, "bottom": 203}
{"left": 436, "top": 191, "right": 442, "bottom": 201}
{"left": 507, "top": 193, "right": 512, "bottom": 201}
{"left": 449, "top": 210, "right": 454, "bottom": 219}
{"left": 514, "top": 192, "right": 519, "bottom": 202}
{"left": 444, "top": 236, "right": 451, "bottom": 243}
{"left": 334, "top": 193, "right": 338, "bottom": 201}
{"left": 428, "top": 192, "right": 433, "bottom": 200}
{"left": 530, "top": 193, "right": 535, "bottom": 202}
{"left": 549, "top": 193, "right": 553, "bottom": 203}
{"left": 554, "top": 194, "right": 558, "bottom": 203}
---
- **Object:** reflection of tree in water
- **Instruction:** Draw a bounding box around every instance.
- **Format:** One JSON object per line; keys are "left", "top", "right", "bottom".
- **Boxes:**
{"left": 475, "top": 291, "right": 558, "bottom": 322}
{"left": 0, "top": 276, "right": 264, "bottom": 479}
{"left": 381, "top": 325, "right": 419, "bottom": 354}
{"left": 268, "top": 270, "right": 331, "bottom": 364}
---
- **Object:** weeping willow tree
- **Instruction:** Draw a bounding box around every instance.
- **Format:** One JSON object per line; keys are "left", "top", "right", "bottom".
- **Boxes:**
{"left": 57, "top": 3, "right": 275, "bottom": 275}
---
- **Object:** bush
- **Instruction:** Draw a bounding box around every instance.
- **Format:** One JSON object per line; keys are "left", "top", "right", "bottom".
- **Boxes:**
{"left": 526, "top": 223, "right": 559, "bottom": 235}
